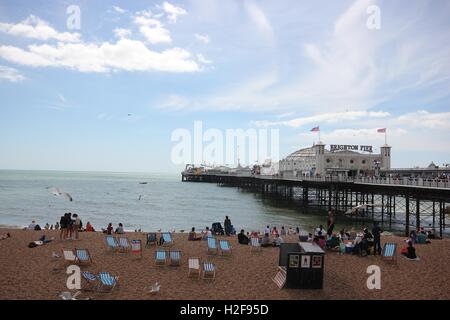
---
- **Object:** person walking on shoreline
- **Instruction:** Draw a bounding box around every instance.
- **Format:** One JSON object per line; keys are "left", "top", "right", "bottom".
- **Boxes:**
{"left": 372, "top": 222, "right": 383, "bottom": 255}
{"left": 224, "top": 216, "right": 232, "bottom": 236}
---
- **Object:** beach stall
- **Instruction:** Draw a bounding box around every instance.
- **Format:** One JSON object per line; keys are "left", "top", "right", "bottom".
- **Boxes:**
{"left": 278, "top": 242, "right": 325, "bottom": 289}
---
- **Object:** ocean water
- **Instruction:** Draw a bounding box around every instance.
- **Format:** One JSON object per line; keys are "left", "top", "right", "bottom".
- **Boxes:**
{"left": 0, "top": 170, "right": 336, "bottom": 233}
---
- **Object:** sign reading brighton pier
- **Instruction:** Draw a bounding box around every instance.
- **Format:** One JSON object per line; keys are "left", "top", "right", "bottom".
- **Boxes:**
{"left": 330, "top": 144, "right": 373, "bottom": 153}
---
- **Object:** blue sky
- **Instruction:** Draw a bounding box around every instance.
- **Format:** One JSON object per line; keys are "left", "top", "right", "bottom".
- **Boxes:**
{"left": 0, "top": 0, "right": 449, "bottom": 173}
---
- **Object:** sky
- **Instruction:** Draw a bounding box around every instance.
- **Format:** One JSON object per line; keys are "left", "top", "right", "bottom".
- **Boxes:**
{"left": 0, "top": 0, "right": 449, "bottom": 173}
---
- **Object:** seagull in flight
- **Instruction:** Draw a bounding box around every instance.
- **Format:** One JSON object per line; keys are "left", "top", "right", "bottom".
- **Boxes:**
{"left": 47, "top": 187, "right": 73, "bottom": 202}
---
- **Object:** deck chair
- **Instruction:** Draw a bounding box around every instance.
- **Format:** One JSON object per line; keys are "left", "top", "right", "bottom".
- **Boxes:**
{"left": 219, "top": 239, "right": 232, "bottom": 255}
{"left": 62, "top": 249, "right": 77, "bottom": 264}
{"left": 81, "top": 271, "right": 98, "bottom": 291}
{"left": 382, "top": 242, "right": 397, "bottom": 261}
{"left": 169, "top": 250, "right": 182, "bottom": 266}
{"left": 131, "top": 240, "right": 142, "bottom": 258}
{"left": 188, "top": 257, "right": 201, "bottom": 279}
{"left": 161, "top": 232, "right": 173, "bottom": 246}
{"left": 273, "top": 266, "right": 287, "bottom": 289}
{"left": 202, "top": 261, "right": 216, "bottom": 280}
{"left": 75, "top": 248, "right": 93, "bottom": 265}
{"left": 155, "top": 250, "right": 167, "bottom": 266}
{"left": 146, "top": 232, "right": 157, "bottom": 247}
{"left": 207, "top": 237, "right": 218, "bottom": 254}
{"left": 250, "top": 237, "right": 261, "bottom": 252}
{"left": 105, "top": 235, "right": 119, "bottom": 252}
{"left": 118, "top": 237, "right": 130, "bottom": 252}
{"left": 98, "top": 272, "right": 118, "bottom": 293}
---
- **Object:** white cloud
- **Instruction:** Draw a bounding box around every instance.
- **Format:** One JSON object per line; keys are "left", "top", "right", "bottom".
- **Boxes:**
{"left": 251, "top": 110, "right": 390, "bottom": 128}
{"left": 0, "top": 15, "right": 80, "bottom": 42}
{"left": 0, "top": 65, "right": 26, "bottom": 82}
{"left": 159, "top": 94, "right": 190, "bottom": 110}
{"left": 196, "top": 53, "right": 212, "bottom": 65}
{"left": 162, "top": 2, "right": 187, "bottom": 24}
{"left": 195, "top": 33, "right": 210, "bottom": 44}
{"left": 244, "top": 0, "right": 274, "bottom": 45}
{"left": 113, "top": 28, "right": 132, "bottom": 39}
{"left": 112, "top": 6, "right": 126, "bottom": 14}
{"left": 0, "top": 39, "right": 200, "bottom": 73}
{"left": 395, "top": 110, "right": 450, "bottom": 130}
{"left": 134, "top": 15, "right": 172, "bottom": 44}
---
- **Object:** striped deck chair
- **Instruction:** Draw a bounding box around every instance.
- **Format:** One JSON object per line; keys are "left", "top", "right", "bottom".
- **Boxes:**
{"left": 273, "top": 267, "right": 287, "bottom": 289}
{"left": 188, "top": 257, "right": 201, "bottom": 279}
{"left": 105, "top": 235, "right": 119, "bottom": 252}
{"left": 118, "top": 237, "right": 130, "bottom": 252}
{"left": 62, "top": 249, "right": 77, "bottom": 264}
{"left": 161, "top": 232, "right": 173, "bottom": 247}
{"left": 250, "top": 237, "right": 261, "bottom": 252}
{"left": 202, "top": 262, "right": 216, "bottom": 280}
{"left": 382, "top": 242, "right": 397, "bottom": 261}
{"left": 98, "top": 272, "right": 118, "bottom": 293}
{"left": 169, "top": 250, "right": 182, "bottom": 266}
{"left": 219, "top": 239, "right": 232, "bottom": 255}
{"left": 131, "top": 240, "right": 142, "bottom": 258}
{"left": 146, "top": 232, "right": 157, "bottom": 247}
{"left": 207, "top": 237, "right": 218, "bottom": 254}
{"left": 81, "top": 271, "right": 98, "bottom": 291}
{"left": 75, "top": 248, "right": 92, "bottom": 265}
{"left": 155, "top": 250, "right": 167, "bottom": 266}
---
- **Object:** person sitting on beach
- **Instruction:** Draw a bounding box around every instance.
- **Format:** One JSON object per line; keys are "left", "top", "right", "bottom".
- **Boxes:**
{"left": 103, "top": 223, "right": 113, "bottom": 235}
{"left": 28, "top": 220, "right": 37, "bottom": 230}
{"left": 315, "top": 225, "right": 325, "bottom": 237}
{"left": 349, "top": 227, "right": 357, "bottom": 240}
{"left": 272, "top": 234, "right": 284, "bottom": 247}
{"left": 409, "top": 230, "right": 418, "bottom": 244}
{"left": 261, "top": 233, "right": 271, "bottom": 247}
{"left": 201, "top": 227, "right": 212, "bottom": 240}
{"left": 280, "top": 226, "right": 287, "bottom": 236}
{"left": 115, "top": 223, "right": 125, "bottom": 234}
{"left": 238, "top": 229, "right": 250, "bottom": 245}
{"left": 0, "top": 233, "right": 11, "bottom": 240}
{"left": 45, "top": 223, "right": 50, "bottom": 230}
{"left": 188, "top": 227, "right": 202, "bottom": 241}
{"left": 85, "top": 222, "right": 95, "bottom": 232}
{"left": 55, "top": 222, "right": 59, "bottom": 230}
{"left": 402, "top": 240, "right": 419, "bottom": 260}
{"left": 271, "top": 226, "right": 279, "bottom": 236}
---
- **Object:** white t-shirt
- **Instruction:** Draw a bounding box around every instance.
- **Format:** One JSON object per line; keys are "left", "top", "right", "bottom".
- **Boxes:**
{"left": 206, "top": 230, "right": 212, "bottom": 238}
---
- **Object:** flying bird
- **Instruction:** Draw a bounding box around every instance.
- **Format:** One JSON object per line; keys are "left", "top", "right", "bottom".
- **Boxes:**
{"left": 47, "top": 187, "right": 73, "bottom": 201}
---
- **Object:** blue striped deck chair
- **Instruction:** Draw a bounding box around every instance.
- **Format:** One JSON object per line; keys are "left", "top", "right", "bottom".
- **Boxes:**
{"left": 250, "top": 236, "right": 261, "bottom": 252}
{"left": 105, "top": 235, "right": 119, "bottom": 252}
{"left": 75, "top": 248, "right": 92, "bottom": 265}
{"left": 146, "top": 232, "right": 157, "bottom": 247}
{"left": 161, "top": 232, "right": 173, "bottom": 246}
{"left": 155, "top": 250, "right": 167, "bottom": 266}
{"left": 98, "top": 272, "right": 118, "bottom": 293}
{"left": 207, "top": 237, "right": 218, "bottom": 254}
{"left": 219, "top": 239, "right": 232, "bottom": 255}
{"left": 118, "top": 237, "right": 130, "bottom": 252}
{"left": 169, "top": 250, "right": 182, "bottom": 266}
{"left": 81, "top": 271, "right": 98, "bottom": 291}
{"left": 382, "top": 242, "right": 397, "bottom": 261}
{"left": 202, "top": 262, "right": 216, "bottom": 280}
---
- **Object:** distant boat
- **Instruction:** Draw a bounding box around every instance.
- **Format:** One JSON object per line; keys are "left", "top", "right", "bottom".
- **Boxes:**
{"left": 139, "top": 182, "right": 148, "bottom": 184}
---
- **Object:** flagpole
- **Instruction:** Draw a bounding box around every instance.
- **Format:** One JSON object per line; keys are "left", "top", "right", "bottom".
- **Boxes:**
{"left": 318, "top": 129, "right": 321, "bottom": 142}
{"left": 385, "top": 130, "right": 387, "bottom": 145}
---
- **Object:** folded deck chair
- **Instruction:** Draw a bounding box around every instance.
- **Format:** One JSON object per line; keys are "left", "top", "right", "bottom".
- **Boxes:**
{"left": 382, "top": 242, "right": 397, "bottom": 261}
{"left": 131, "top": 240, "right": 142, "bottom": 258}
{"left": 105, "top": 235, "right": 119, "bottom": 252}
{"left": 161, "top": 232, "right": 173, "bottom": 246}
{"left": 98, "top": 272, "right": 118, "bottom": 293}
{"left": 155, "top": 250, "right": 167, "bottom": 266}
{"left": 146, "top": 232, "right": 157, "bottom": 247}
{"left": 62, "top": 249, "right": 77, "bottom": 263}
{"left": 75, "top": 248, "right": 93, "bottom": 265}
{"left": 273, "top": 266, "right": 287, "bottom": 289}
{"left": 169, "top": 250, "right": 182, "bottom": 266}
{"left": 118, "top": 237, "right": 131, "bottom": 252}
{"left": 219, "top": 239, "right": 232, "bottom": 255}
{"left": 202, "top": 262, "right": 216, "bottom": 280}
{"left": 250, "top": 237, "right": 261, "bottom": 252}
{"left": 81, "top": 271, "right": 98, "bottom": 291}
{"left": 188, "top": 257, "right": 201, "bottom": 279}
{"left": 207, "top": 237, "right": 218, "bottom": 254}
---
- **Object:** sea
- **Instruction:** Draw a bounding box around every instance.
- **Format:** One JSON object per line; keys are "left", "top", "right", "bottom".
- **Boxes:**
{"left": 0, "top": 169, "right": 354, "bottom": 233}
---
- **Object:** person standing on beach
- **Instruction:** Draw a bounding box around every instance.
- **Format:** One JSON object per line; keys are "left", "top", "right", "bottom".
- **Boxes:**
{"left": 67, "top": 213, "right": 74, "bottom": 239}
{"left": 372, "top": 222, "right": 383, "bottom": 255}
{"left": 59, "top": 214, "right": 67, "bottom": 240}
{"left": 224, "top": 216, "right": 232, "bottom": 236}
{"left": 72, "top": 214, "right": 81, "bottom": 240}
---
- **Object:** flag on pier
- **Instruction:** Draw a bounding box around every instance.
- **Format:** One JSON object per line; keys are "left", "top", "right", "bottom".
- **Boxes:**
{"left": 310, "top": 126, "right": 320, "bottom": 132}
{"left": 377, "top": 128, "right": 386, "bottom": 133}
